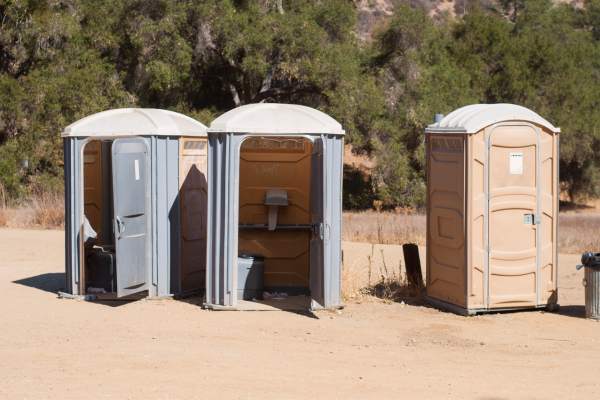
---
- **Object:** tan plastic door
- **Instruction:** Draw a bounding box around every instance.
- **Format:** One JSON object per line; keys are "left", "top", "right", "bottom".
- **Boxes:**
{"left": 487, "top": 125, "right": 539, "bottom": 308}
{"left": 83, "top": 141, "right": 103, "bottom": 237}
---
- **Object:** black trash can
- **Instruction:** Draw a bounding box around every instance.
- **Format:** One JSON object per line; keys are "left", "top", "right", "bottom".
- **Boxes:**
{"left": 237, "top": 254, "right": 265, "bottom": 300}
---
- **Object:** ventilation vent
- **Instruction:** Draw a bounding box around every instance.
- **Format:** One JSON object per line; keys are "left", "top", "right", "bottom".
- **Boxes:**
{"left": 242, "top": 137, "right": 306, "bottom": 153}
{"left": 184, "top": 141, "right": 206, "bottom": 150}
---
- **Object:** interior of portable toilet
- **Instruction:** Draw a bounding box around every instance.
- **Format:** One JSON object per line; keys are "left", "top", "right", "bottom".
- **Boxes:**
{"left": 205, "top": 103, "right": 344, "bottom": 310}
{"left": 63, "top": 108, "right": 208, "bottom": 299}
{"left": 425, "top": 104, "right": 560, "bottom": 314}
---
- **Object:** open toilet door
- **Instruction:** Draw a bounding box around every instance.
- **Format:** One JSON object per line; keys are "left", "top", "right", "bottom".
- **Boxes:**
{"left": 112, "top": 138, "right": 150, "bottom": 298}
{"left": 310, "top": 138, "right": 326, "bottom": 308}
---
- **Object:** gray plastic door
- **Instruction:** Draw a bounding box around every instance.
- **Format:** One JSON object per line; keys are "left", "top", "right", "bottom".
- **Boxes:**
{"left": 310, "top": 138, "right": 325, "bottom": 307}
{"left": 112, "top": 138, "right": 150, "bottom": 297}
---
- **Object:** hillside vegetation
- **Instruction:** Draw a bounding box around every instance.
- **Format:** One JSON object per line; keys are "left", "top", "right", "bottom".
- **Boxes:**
{"left": 1, "top": 0, "right": 600, "bottom": 209}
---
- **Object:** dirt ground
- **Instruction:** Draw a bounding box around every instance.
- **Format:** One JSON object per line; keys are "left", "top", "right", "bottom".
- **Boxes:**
{"left": 1, "top": 228, "right": 599, "bottom": 400}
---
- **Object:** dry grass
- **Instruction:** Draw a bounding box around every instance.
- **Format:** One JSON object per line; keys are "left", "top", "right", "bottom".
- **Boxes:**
{"left": 0, "top": 209, "right": 7, "bottom": 227}
{"left": 361, "top": 279, "right": 423, "bottom": 305}
{"left": 0, "top": 195, "right": 597, "bottom": 253}
{"left": 343, "top": 211, "right": 425, "bottom": 245}
{"left": 558, "top": 213, "right": 600, "bottom": 254}
{"left": 342, "top": 249, "right": 424, "bottom": 304}
{"left": 343, "top": 210, "right": 600, "bottom": 254}
{"left": 0, "top": 184, "right": 7, "bottom": 227}
{"left": 0, "top": 193, "right": 64, "bottom": 229}
{"left": 29, "top": 192, "right": 64, "bottom": 228}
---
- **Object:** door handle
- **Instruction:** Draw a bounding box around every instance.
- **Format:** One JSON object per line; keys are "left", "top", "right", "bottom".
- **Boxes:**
{"left": 115, "top": 216, "right": 125, "bottom": 238}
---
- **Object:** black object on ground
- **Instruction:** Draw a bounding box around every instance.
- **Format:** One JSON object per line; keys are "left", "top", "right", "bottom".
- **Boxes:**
{"left": 403, "top": 243, "right": 423, "bottom": 291}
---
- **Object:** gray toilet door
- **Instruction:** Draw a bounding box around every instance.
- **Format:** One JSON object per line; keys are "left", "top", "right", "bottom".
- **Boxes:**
{"left": 310, "top": 138, "right": 325, "bottom": 307}
{"left": 112, "top": 138, "right": 150, "bottom": 298}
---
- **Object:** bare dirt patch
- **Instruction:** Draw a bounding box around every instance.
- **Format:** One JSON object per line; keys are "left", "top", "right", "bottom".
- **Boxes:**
{"left": 1, "top": 228, "right": 599, "bottom": 399}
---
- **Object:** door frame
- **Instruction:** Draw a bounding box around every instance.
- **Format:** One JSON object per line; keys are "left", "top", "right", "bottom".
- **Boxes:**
{"left": 484, "top": 122, "right": 542, "bottom": 308}
{"left": 78, "top": 136, "right": 152, "bottom": 297}
{"left": 232, "top": 134, "right": 318, "bottom": 306}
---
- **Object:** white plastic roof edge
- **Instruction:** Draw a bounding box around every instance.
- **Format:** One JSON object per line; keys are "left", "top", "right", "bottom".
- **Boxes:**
{"left": 208, "top": 103, "right": 345, "bottom": 135}
{"left": 62, "top": 108, "right": 208, "bottom": 137}
{"left": 425, "top": 103, "right": 560, "bottom": 134}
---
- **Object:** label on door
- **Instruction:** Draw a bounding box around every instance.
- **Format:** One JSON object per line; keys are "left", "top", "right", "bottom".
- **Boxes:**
{"left": 134, "top": 159, "right": 140, "bottom": 181}
{"left": 509, "top": 152, "right": 523, "bottom": 175}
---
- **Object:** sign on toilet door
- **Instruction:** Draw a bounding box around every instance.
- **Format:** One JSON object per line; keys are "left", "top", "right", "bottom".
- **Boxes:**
{"left": 134, "top": 159, "right": 140, "bottom": 180}
{"left": 509, "top": 152, "right": 523, "bottom": 175}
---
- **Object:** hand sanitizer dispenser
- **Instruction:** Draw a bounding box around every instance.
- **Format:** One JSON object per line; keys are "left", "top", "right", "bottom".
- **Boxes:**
{"left": 264, "top": 189, "right": 288, "bottom": 231}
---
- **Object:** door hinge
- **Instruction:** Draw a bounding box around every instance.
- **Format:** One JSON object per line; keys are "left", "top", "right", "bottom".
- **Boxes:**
{"left": 313, "top": 223, "right": 330, "bottom": 241}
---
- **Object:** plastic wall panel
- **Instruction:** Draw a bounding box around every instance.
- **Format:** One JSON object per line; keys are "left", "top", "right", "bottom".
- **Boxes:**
{"left": 426, "top": 135, "right": 467, "bottom": 307}
{"left": 239, "top": 137, "right": 312, "bottom": 224}
{"left": 64, "top": 138, "right": 82, "bottom": 295}
{"left": 179, "top": 138, "right": 208, "bottom": 293}
{"left": 151, "top": 136, "right": 180, "bottom": 298}
{"left": 238, "top": 137, "right": 312, "bottom": 288}
{"left": 468, "top": 132, "right": 486, "bottom": 308}
{"left": 323, "top": 135, "right": 343, "bottom": 308}
{"left": 205, "top": 133, "right": 237, "bottom": 307}
{"left": 83, "top": 141, "right": 103, "bottom": 237}
{"left": 539, "top": 129, "right": 558, "bottom": 305}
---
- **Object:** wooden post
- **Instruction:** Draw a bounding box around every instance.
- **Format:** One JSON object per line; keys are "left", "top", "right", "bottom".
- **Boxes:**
{"left": 403, "top": 243, "right": 423, "bottom": 291}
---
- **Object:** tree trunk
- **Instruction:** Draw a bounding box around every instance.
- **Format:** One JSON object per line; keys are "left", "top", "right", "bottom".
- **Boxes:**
{"left": 229, "top": 83, "right": 241, "bottom": 107}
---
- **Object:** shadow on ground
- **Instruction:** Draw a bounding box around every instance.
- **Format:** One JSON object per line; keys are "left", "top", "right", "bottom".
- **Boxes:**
{"left": 177, "top": 294, "right": 320, "bottom": 319}
{"left": 12, "top": 274, "right": 321, "bottom": 315}
{"left": 13, "top": 272, "right": 65, "bottom": 294}
{"left": 555, "top": 304, "right": 586, "bottom": 318}
{"left": 13, "top": 272, "right": 136, "bottom": 308}
{"left": 361, "top": 280, "right": 591, "bottom": 321}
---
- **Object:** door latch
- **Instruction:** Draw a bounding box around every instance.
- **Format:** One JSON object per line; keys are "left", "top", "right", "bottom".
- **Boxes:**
{"left": 115, "top": 216, "right": 125, "bottom": 237}
{"left": 523, "top": 213, "right": 540, "bottom": 225}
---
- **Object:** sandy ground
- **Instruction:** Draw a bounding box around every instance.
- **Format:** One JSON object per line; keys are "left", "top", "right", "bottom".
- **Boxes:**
{"left": 1, "top": 228, "right": 599, "bottom": 400}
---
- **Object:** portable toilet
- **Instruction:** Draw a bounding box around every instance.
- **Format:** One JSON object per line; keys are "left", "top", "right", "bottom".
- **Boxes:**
{"left": 205, "top": 103, "right": 344, "bottom": 310}
{"left": 425, "top": 104, "right": 560, "bottom": 314}
{"left": 63, "top": 108, "right": 208, "bottom": 299}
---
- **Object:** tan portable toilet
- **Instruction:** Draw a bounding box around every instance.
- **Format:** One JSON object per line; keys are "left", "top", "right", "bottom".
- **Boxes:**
{"left": 425, "top": 104, "right": 560, "bottom": 315}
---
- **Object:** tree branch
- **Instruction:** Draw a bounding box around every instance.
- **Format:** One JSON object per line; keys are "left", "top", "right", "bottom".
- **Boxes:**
{"left": 229, "top": 83, "right": 241, "bottom": 106}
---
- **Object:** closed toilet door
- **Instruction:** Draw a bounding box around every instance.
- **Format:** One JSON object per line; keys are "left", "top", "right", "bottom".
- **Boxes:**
{"left": 487, "top": 124, "right": 539, "bottom": 308}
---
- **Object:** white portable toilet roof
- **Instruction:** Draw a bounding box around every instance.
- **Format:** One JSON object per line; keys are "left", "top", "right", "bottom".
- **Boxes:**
{"left": 208, "top": 103, "right": 345, "bottom": 135}
{"left": 425, "top": 103, "right": 560, "bottom": 134}
{"left": 62, "top": 108, "right": 208, "bottom": 137}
